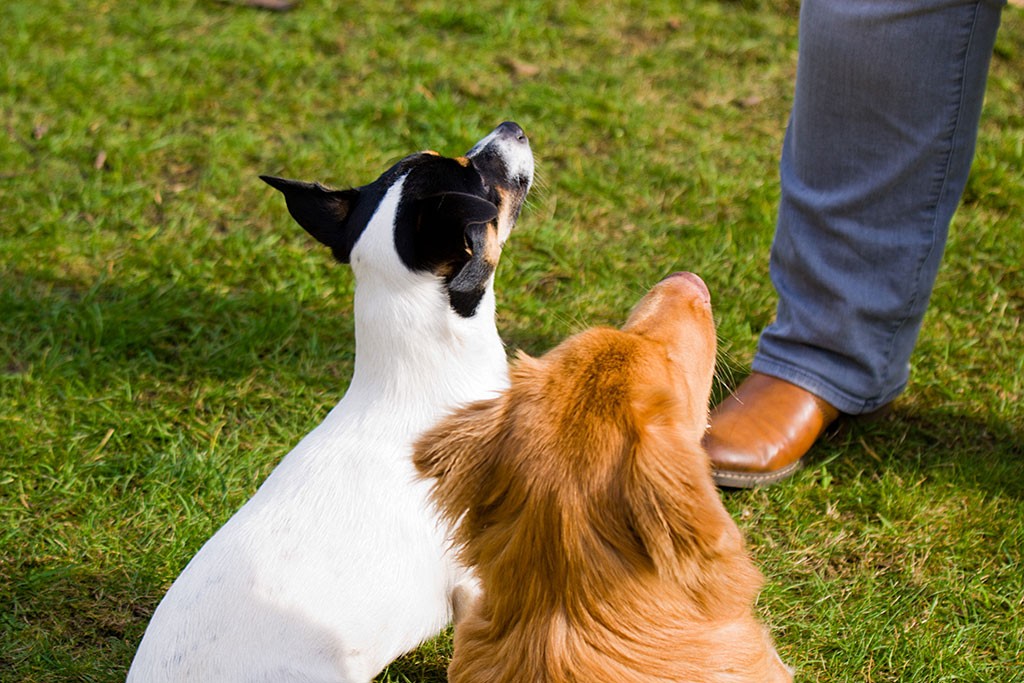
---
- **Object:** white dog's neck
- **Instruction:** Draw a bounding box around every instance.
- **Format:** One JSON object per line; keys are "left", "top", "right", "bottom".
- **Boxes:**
{"left": 347, "top": 281, "right": 505, "bottom": 409}
{"left": 333, "top": 177, "right": 508, "bottom": 425}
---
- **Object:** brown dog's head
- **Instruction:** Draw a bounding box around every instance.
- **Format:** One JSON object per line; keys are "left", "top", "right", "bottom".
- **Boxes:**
{"left": 414, "top": 273, "right": 751, "bottom": 609}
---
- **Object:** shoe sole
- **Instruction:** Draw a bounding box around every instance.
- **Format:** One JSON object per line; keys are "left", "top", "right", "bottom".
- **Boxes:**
{"left": 711, "top": 459, "right": 804, "bottom": 489}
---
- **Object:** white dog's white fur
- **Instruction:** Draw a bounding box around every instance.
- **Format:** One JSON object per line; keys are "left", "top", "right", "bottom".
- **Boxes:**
{"left": 128, "top": 124, "right": 533, "bottom": 683}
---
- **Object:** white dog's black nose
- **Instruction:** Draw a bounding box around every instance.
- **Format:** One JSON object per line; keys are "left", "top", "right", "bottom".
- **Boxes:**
{"left": 466, "top": 121, "right": 530, "bottom": 158}
{"left": 494, "top": 121, "right": 527, "bottom": 144}
{"left": 465, "top": 121, "right": 534, "bottom": 195}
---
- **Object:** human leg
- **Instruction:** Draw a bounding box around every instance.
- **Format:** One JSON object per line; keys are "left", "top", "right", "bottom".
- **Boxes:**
{"left": 707, "top": 0, "right": 1006, "bottom": 487}
{"left": 756, "top": 0, "right": 1006, "bottom": 414}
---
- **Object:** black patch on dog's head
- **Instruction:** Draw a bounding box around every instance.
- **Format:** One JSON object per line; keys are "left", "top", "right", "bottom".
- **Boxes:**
{"left": 264, "top": 148, "right": 517, "bottom": 318}
{"left": 392, "top": 156, "right": 506, "bottom": 317}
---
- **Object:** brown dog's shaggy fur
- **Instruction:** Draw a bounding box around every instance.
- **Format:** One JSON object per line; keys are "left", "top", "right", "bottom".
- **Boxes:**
{"left": 415, "top": 273, "right": 791, "bottom": 683}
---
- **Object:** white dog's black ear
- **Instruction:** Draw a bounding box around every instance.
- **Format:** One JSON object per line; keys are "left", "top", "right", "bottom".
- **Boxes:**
{"left": 416, "top": 192, "right": 500, "bottom": 317}
{"left": 261, "top": 175, "right": 361, "bottom": 263}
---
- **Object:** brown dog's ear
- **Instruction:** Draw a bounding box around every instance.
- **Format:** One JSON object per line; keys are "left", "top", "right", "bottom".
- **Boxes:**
{"left": 620, "top": 385, "right": 733, "bottom": 577}
{"left": 261, "top": 175, "right": 361, "bottom": 263}
{"left": 413, "top": 393, "right": 508, "bottom": 527}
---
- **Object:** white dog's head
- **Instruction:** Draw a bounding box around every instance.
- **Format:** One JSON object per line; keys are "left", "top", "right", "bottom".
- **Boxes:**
{"left": 262, "top": 122, "right": 533, "bottom": 318}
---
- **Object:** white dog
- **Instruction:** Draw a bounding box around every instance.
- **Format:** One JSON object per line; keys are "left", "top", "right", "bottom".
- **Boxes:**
{"left": 127, "top": 122, "right": 534, "bottom": 683}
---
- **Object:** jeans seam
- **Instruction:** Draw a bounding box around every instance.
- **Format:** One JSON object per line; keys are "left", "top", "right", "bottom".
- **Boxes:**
{"left": 877, "top": 2, "right": 982, "bottom": 398}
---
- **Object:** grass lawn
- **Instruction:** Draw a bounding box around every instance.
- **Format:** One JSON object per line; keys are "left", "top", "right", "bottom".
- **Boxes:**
{"left": 2, "top": 1, "right": 1022, "bottom": 681}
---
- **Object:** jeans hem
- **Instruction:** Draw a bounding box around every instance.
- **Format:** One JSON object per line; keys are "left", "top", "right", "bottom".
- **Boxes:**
{"left": 751, "top": 357, "right": 906, "bottom": 416}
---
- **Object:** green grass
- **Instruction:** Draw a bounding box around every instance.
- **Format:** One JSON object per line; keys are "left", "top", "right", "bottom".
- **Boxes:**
{"left": 2, "top": 1, "right": 1022, "bottom": 681}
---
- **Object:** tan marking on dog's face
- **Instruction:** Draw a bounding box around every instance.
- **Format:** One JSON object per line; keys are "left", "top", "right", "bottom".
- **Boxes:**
{"left": 454, "top": 156, "right": 471, "bottom": 167}
{"left": 493, "top": 187, "right": 517, "bottom": 245}
{"left": 482, "top": 223, "right": 501, "bottom": 267}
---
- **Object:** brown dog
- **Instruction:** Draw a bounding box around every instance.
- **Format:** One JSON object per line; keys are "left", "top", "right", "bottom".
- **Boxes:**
{"left": 414, "top": 272, "right": 792, "bottom": 683}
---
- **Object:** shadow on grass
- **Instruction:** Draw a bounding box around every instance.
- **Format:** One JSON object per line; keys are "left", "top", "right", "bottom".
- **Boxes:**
{"left": 0, "top": 562, "right": 161, "bottom": 683}
{"left": 811, "top": 404, "right": 1024, "bottom": 500}
{"left": 893, "top": 405, "right": 1023, "bottom": 498}
{"left": 0, "top": 263, "right": 356, "bottom": 386}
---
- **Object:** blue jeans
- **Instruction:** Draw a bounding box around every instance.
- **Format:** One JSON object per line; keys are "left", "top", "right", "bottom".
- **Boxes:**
{"left": 753, "top": 0, "right": 1006, "bottom": 415}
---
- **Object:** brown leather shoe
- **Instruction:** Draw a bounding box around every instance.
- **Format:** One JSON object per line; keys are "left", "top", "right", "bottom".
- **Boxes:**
{"left": 704, "top": 372, "right": 839, "bottom": 488}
